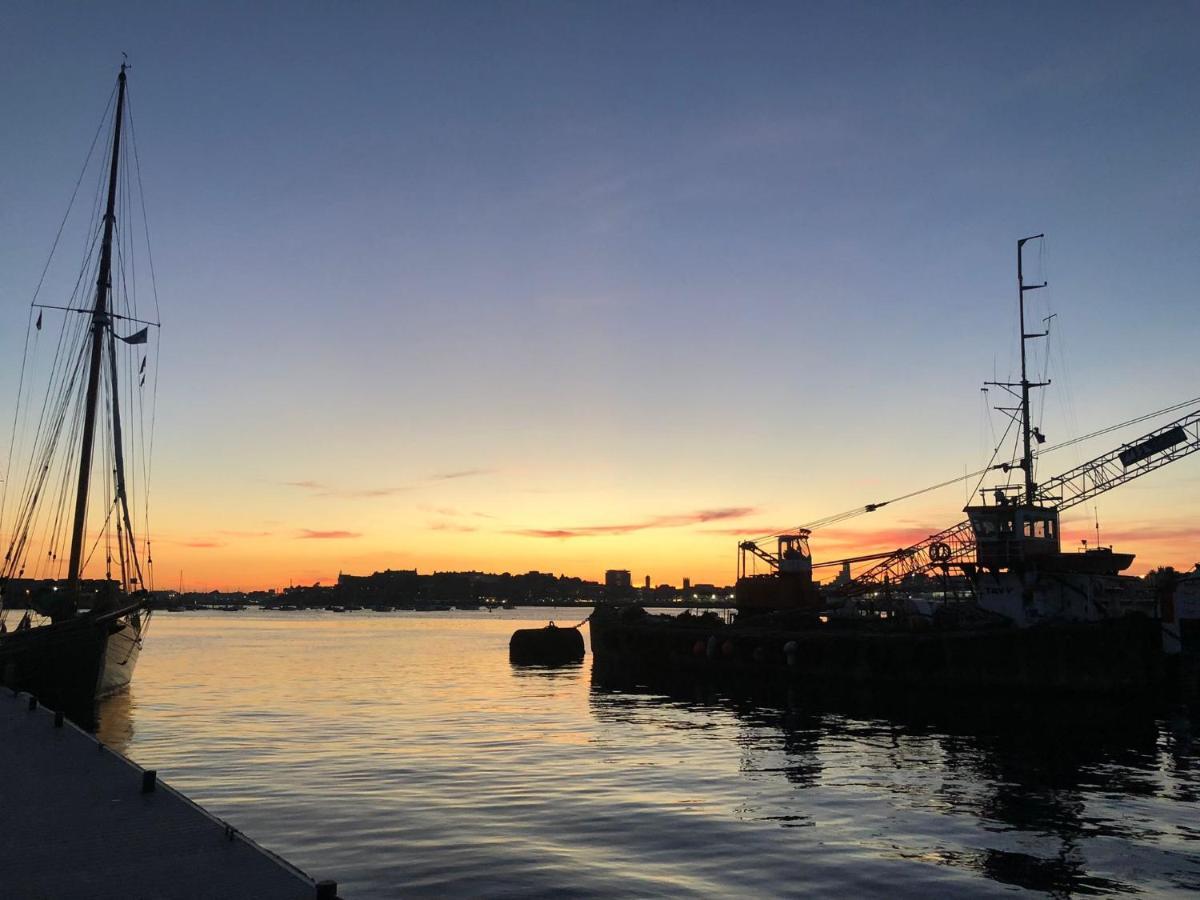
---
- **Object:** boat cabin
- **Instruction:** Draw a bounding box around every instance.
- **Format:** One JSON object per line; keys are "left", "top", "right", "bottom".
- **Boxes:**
{"left": 965, "top": 501, "right": 1061, "bottom": 571}
{"left": 734, "top": 530, "right": 821, "bottom": 615}
{"left": 777, "top": 532, "right": 813, "bottom": 578}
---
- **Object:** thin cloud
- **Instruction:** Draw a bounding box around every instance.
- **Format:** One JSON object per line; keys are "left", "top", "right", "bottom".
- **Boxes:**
{"left": 511, "top": 507, "right": 756, "bottom": 539}
{"left": 419, "top": 504, "right": 461, "bottom": 516}
{"left": 183, "top": 539, "right": 225, "bottom": 549}
{"left": 429, "top": 521, "right": 479, "bottom": 533}
{"left": 217, "top": 530, "right": 273, "bottom": 538}
{"left": 700, "top": 525, "right": 805, "bottom": 537}
{"left": 697, "top": 524, "right": 947, "bottom": 555}
{"left": 282, "top": 468, "right": 492, "bottom": 498}
{"left": 430, "top": 468, "right": 494, "bottom": 481}
{"left": 282, "top": 480, "right": 406, "bottom": 499}
{"left": 297, "top": 529, "right": 362, "bottom": 540}
{"left": 341, "top": 487, "right": 408, "bottom": 499}
{"left": 1062, "top": 524, "right": 1200, "bottom": 545}
{"left": 813, "top": 525, "right": 949, "bottom": 551}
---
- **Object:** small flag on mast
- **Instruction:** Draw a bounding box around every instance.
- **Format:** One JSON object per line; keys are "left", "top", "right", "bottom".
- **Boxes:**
{"left": 139, "top": 357, "right": 146, "bottom": 373}
{"left": 121, "top": 327, "right": 148, "bottom": 345}
{"left": 35, "top": 311, "right": 42, "bottom": 330}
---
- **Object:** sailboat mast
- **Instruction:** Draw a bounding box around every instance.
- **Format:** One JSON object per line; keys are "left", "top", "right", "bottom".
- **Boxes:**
{"left": 1016, "top": 234, "right": 1046, "bottom": 503}
{"left": 67, "top": 65, "right": 127, "bottom": 590}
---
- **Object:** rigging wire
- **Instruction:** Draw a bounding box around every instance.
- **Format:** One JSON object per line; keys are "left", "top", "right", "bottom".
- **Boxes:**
{"left": 126, "top": 87, "right": 162, "bottom": 590}
{"left": 1, "top": 90, "right": 115, "bottom": 552}
{"left": 28, "top": 85, "right": 116, "bottom": 310}
{"left": 745, "top": 394, "right": 1200, "bottom": 547}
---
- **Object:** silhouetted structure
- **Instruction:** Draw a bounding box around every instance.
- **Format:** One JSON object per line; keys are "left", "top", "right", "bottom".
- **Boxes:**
{"left": 604, "top": 570, "right": 634, "bottom": 602}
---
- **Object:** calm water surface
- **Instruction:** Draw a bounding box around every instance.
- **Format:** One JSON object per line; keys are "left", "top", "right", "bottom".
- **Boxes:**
{"left": 97, "top": 610, "right": 1199, "bottom": 897}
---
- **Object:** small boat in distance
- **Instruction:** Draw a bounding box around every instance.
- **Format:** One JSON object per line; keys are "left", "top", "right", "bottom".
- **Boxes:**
{"left": 0, "top": 65, "right": 160, "bottom": 721}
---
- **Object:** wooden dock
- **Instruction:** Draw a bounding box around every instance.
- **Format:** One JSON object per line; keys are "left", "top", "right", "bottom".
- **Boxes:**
{"left": 0, "top": 690, "right": 337, "bottom": 899}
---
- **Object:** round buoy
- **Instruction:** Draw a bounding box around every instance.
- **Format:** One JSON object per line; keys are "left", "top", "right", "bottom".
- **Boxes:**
{"left": 509, "top": 622, "right": 585, "bottom": 665}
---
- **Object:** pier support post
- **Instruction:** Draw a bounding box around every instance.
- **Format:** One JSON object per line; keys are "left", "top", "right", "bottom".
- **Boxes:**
{"left": 316, "top": 880, "right": 338, "bottom": 899}
{"left": 27, "top": 696, "right": 37, "bottom": 711}
{"left": 54, "top": 711, "right": 64, "bottom": 728}
{"left": 141, "top": 769, "right": 157, "bottom": 793}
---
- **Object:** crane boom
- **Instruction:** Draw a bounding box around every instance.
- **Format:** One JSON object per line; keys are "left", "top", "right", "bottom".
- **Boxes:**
{"left": 838, "top": 406, "right": 1200, "bottom": 595}
{"left": 1036, "top": 408, "right": 1200, "bottom": 511}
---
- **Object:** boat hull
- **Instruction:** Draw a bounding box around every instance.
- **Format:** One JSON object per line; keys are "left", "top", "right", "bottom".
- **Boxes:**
{"left": 97, "top": 618, "right": 142, "bottom": 696}
{"left": 0, "top": 606, "right": 145, "bottom": 721}
{"left": 590, "top": 606, "right": 1170, "bottom": 696}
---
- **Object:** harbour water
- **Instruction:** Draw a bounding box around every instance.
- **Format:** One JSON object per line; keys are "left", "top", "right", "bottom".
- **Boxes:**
{"left": 97, "top": 610, "right": 1199, "bottom": 897}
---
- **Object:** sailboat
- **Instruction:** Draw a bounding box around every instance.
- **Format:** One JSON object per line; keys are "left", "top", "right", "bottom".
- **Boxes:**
{"left": 0, "top": 64, "right": 158, "bottom": 721}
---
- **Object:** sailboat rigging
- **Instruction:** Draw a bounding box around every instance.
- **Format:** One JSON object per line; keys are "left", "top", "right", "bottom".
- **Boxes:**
{"left": 0, "top": 64, "right": 161, "bottom": 722}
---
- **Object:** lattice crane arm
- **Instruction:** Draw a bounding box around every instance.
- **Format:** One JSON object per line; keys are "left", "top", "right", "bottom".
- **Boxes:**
{"left": 1034, "top": 408, "right": 1200, "bottom": 511}
{"left": 838, "top": 405, "right": 1200, "bottom": 595}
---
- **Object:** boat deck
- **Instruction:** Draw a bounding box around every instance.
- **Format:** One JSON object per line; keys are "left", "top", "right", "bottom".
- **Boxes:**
{"left": 0, "top": 690, "right": 336, "bottom": 899}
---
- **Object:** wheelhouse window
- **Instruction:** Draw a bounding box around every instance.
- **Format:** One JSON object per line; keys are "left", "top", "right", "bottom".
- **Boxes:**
{"left": 1023, "top": 517, "right": 1055, "bottom": 539}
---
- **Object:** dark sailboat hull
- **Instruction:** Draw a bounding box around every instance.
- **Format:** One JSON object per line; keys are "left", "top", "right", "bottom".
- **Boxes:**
{"left": 0, "top": 603, "right": 145, "bottom": 721}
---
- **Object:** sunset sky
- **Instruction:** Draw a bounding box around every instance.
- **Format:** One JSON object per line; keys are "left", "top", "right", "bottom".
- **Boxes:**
{"left": 1, "top": 2, "right": 1198, "bottom": 591}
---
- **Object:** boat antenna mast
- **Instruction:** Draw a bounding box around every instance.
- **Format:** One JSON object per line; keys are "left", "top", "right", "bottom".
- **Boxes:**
{"left": 984, "top": 234, "right": 1050, "bottom": 506}
{"left": 66, "top": 64, "right": 126, "bottom": 591}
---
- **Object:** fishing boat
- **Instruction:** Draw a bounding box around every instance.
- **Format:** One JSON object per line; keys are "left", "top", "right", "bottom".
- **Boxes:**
{"left": 0, "top": 64, "right": 159, "bottom": 720}
{"left": 591, "top": 236, "right": 1200, "bottom": 695}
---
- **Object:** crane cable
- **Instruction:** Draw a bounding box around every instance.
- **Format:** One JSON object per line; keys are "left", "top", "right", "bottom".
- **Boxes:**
{"left": 747, "top": 394, "right": 1200, "bottom": 546}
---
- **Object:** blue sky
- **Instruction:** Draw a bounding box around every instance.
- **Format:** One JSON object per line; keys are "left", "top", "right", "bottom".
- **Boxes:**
{"left": 1, "top": 2, "right": 1197, "bottom": 588}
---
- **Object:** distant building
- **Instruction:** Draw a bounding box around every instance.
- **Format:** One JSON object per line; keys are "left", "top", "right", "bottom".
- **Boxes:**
{"left": 605, "top": 570, "right": 632, "bottom": 590}
{"left": 644, "top": 575, "right": 651, "bottom": 590}
{"left": 827, "top": 561, "right": 852, "bottom": 589}
{"left": 604, "top": 569, "right": 633, "bottom": 601}
{"left": 337, "top": 568, "right": 420, "bottom": 606}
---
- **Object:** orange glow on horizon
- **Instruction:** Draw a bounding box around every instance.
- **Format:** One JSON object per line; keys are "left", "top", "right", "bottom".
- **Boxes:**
{"left": 117, "top": 513, "right": 1200, "bottom": 593}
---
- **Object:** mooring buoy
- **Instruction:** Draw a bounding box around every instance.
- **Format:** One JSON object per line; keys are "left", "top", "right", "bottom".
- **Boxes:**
{"left": 509, "top": 621, "right": 585, "bottom": 665}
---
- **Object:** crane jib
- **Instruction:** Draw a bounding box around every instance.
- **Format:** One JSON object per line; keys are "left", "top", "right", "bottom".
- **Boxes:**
{"left": 1119, "top": 427, "right": 1187, "bottom": 468}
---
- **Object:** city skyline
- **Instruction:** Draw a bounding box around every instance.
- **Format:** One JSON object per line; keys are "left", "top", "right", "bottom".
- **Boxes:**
{"left": 2, "top": 3, "right": 1198, "bottom": 591}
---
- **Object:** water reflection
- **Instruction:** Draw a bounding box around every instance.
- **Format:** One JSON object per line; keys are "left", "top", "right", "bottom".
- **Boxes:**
{"left": 590, "top": 666, "right": 1199, "bottom": 896}
{"left": 508, "top": 660, "right": 586, "bottom": 679}
{"left": 82, "top": 612, "right": 1198, "bottom": 897}
{"left": 94, "top": 686, "right": 135, "bottom": 752}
